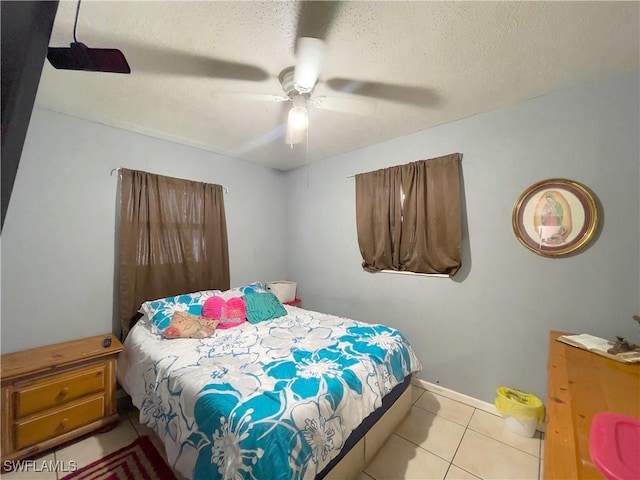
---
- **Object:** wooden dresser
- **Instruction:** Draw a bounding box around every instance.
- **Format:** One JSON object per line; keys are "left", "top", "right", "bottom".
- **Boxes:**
{"left": 1, "top": 334, "right": 123, "bottom": 462}
{"left": 544, "top": 330, "right": 640, "bottom": 479}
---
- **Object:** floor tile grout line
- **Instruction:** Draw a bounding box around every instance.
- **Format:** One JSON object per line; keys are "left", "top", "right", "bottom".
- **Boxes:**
{"left": 392, "top": 406, "right": 474, "bottom": 473}
{"left": 128, "top": 416, "right": 143, "bottom": 437}
{"left": 412, "top": 402, "right": 474, "bottom": 428}
{"left": 538, "top": 432, "right": 543, "bottom": 480}
{"left": 538, "top": 456, "right": 542, "bottom": 480}
{"left": 413, "top": 402, "right": 474, "bottom": 428}
{"left": 464, "top": 425, "right": 541, "bottom": 458}
{"left": 467, "top": 428, "right": 541, "bottom": 460}
{"left": 450, "top": 463, "right": 483, "bottom": 480}
{"left": 392, "top": 431, "right": 460, "bottom": 466}
{"left": 390, "top": 432, "right": 461, "bottom": 467}
{"left": 131, "top": 417, "right": 139, "bottom": 436}
{"left": 442, "top": 462, "right": 453, "bottom": 479}
{"left": 539, "top": 432, "right": 544, "bottom": 457}
{"left": 413, "top": 386, "right": 479, "bottom": 410}
{"left": 448, "top": 409, "right": 474, "bottom": 474}
{"left": 449, "top": 461, "right": 484, "bottom": 480}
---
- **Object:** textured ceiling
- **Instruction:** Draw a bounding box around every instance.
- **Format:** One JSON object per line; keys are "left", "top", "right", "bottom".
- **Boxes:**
{"left": 36, "top": 1, "right": 639, "bottom": 170}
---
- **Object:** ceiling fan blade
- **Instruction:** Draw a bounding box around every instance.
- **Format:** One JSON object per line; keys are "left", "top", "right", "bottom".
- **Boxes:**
{"left": 65, "top": 36, "right": 270, "bottom": 81}
{"left": 312, "top": 96, "right": 376, "bottom": 115}
{"left": 293, "top": 37, "right": 325, "bottom": 93}
{"left": 132, "top": 46, "right": 269, "bottom": 81}
{"left": 326, "top": 78, "right": 442, "bottom": 108}
{"left": 210, "top": 92, "right": 289, "bottom": 103}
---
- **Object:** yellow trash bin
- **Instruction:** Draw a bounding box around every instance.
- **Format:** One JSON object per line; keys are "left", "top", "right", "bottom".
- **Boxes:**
{"left": 495, "top": 386, "right": 544, "bottom": 438}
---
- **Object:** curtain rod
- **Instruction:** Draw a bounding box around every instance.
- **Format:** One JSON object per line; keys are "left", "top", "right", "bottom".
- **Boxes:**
{"left": 345, "top": 154, "right": 464, "bottom": 179}
{"left": 110, "top": 167, "right": 229, "bottom": 193}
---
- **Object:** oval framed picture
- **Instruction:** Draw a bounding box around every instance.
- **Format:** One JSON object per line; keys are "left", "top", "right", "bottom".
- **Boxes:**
{"left": 512, "top": 178, "right": 599, "bottom": 257}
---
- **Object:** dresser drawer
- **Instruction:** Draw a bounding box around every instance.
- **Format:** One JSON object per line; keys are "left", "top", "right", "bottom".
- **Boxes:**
{"left": 14, "top": 364, "right": 106, "bottom": 418}
{"left": 15, "top": 395, "right": 105, "bottom": 450}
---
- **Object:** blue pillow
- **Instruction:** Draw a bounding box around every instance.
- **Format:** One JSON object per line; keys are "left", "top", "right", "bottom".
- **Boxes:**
{"left": 220, "top": 281, "right": 267, "bottom": 300}
{"left": 243, "top": 291, "right": 287, "bottom": 324}
{"left": 141, "top": 290, "right": 221, "bottom": 333}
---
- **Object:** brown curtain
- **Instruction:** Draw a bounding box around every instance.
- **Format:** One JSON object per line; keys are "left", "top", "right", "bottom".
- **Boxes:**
{"left": 118, "top": 169, "right": 230, "bottom": 338}
{"left": 355, "top": 153, "right": 462, "bottom": 276}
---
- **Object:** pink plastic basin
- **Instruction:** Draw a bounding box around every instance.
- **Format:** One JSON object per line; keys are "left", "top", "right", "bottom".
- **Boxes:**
{"left": 589, "top": 412, "right": 640, "bottom": 480}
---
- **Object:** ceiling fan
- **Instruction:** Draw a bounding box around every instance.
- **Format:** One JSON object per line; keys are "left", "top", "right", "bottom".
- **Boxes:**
{"left": 214, "top": 36, "right": 376, "bottom": 146}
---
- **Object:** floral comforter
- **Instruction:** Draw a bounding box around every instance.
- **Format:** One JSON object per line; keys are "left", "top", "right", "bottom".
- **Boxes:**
{"left": 117, "top": 306, "right": 421, "bottom": 480}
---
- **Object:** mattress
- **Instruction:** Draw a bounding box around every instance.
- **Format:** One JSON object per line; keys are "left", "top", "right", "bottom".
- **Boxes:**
{"left": 117, "top": 306, "right": 421, "bottom": 480}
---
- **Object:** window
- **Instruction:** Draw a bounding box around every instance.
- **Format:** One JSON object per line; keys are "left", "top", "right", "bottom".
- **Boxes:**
{"left": 117, "top": 169, "right": 230, "bottom": 338}
{"left": 355, "top": 153, "right": 462, "bottom": 276}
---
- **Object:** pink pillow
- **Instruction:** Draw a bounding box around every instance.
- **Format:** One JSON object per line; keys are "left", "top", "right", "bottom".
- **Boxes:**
{"left": 202, "top": 296, "right": 247, "bottom": 329}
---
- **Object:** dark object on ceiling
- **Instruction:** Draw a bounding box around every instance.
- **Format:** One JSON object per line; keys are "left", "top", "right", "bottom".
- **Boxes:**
{"left": 46, "top": 0, "right": 130, "bottom": 74}
{"left": 47, "top": 42, "right": 130, "bottom": 73}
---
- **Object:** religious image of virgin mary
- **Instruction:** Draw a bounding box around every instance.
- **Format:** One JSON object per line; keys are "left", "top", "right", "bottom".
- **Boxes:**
{"left": 541, "top": 194, "right": 563, "bottom": 227}
{"left": 534, "top": 191, "right": 572, "bottom": 245}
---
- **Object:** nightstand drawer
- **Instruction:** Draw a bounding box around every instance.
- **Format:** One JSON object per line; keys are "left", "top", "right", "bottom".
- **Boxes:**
{"left": 15, "top": 364, "right": 106, "bottom": 418}
{"left": 15, "top": 395, "right": 105, "bottom": 450}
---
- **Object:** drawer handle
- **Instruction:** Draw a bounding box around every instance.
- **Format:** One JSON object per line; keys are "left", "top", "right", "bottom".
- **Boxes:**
{"left": 56, "top": 387, "right": 70, "bottom": 401}
{"left": 57, "top": 418, "right": 69, "bottom": 431}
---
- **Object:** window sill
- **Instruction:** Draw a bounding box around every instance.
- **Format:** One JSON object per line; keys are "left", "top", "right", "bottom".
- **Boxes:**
{"left": 379, "top": 269, "right": 449, "bottom": 278}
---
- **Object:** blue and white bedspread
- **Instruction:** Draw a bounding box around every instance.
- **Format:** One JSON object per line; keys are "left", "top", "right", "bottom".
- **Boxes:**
{"left": 117, "top": 306, "right": 421, "bottom": 480}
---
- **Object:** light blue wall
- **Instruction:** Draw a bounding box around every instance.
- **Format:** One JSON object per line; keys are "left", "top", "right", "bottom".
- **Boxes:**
{"left": 284, "top": 71, "right": 640, "bottom": 403}
{"left": 1, "top": 108, "right": 288, "bottom": 353}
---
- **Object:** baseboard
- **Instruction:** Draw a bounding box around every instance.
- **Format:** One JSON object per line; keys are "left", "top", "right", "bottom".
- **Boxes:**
{"left": 411, "top": 377, "right": 500, "bottom": 415}
{"left": 411, "top": 377, "right": 546, "bottom": 433}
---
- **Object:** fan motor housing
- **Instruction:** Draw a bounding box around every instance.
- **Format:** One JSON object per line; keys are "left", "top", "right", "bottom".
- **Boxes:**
{"left": 279, "top": 66, "right": 314, "bottom": 99}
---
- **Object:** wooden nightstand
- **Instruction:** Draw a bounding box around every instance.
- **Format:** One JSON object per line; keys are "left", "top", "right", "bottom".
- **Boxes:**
{"left": 1, "top": 334, "right": 123, "bottom": 463}
{"left": 284, "top": 298, "right": 302, "bottom": 307}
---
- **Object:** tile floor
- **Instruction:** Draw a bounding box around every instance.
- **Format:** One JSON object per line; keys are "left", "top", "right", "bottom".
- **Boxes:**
{"left": 1, "top": 385, "right": 544, "bottom": 480}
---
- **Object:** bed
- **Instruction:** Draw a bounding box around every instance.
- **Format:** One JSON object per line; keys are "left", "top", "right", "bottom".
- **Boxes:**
{"left": 117, "top": 304, "right": 421, "bottom": 480}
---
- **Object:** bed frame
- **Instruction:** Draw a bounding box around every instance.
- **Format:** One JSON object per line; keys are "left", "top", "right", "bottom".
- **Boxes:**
{"left": 320, "top": 376, "right": 412, "bottom": 479}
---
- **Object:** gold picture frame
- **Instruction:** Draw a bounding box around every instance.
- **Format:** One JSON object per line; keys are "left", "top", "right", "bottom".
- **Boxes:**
{"left": 512, "top": 179, "right": 599, "bottom": 257}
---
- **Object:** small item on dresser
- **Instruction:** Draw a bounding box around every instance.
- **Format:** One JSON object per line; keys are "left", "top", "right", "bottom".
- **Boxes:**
{"left": 102, "top": 336, "right": 112, "bottom": 348}
{"left": 607, "top": 336, "right": 637, "bottom": 355}
{"left": 556, "top": 334, "right": 640, "bottom": 364}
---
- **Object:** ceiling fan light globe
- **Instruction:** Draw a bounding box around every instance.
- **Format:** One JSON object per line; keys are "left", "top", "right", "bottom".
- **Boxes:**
{"left": 288, "top": 106, "right": 309, "bottom": 130}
